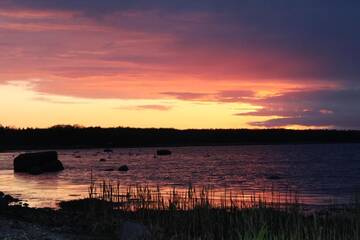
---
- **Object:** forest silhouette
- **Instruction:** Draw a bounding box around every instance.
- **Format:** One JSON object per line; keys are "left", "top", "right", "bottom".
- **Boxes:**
{"left": 1, "top": 125, "right": 360, "bottom": 150}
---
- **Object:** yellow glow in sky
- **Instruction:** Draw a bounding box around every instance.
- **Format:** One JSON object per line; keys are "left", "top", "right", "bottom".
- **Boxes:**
{"left": 0, "top": 81, "right": 269, "bottom": 129}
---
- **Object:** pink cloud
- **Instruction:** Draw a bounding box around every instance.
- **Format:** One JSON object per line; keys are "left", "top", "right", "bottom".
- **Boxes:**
{"left": 115, "top": 104, "right": 172, "bottom": 111}
{"left": 0, "top": 9, "right": 77, "bottom": 19}
{"left": 0, "top": 6, "right": 344, "bottom": 102}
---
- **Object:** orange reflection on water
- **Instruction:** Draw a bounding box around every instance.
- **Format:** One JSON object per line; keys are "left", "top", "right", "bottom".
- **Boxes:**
{"left": 0, "top": 170, "right": 89, "bottom": 208}
{"left": 0, "top": 172, "right": 344, "bottom": 209}
{"left": 87, "top": 181, "right": 338, "bottom": 211}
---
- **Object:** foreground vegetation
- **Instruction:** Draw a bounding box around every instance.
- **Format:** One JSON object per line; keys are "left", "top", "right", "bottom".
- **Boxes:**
{"left": 82, "top": 181, "right": 360, "bottom": 239}
{"left": 1, "top": 182, "right": 360, "bottom": 239}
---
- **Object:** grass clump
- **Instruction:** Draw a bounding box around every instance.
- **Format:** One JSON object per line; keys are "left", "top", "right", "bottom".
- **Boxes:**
{"left": 70, "top": 179, "right": 360, "bottom": 240}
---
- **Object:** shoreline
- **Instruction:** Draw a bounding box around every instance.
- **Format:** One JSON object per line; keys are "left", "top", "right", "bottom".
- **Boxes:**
{"left": 2, "top": 190, "right": 360, "bottom": 239}
{"left": 2, "top": 141, "right": 360, "bottom": 152}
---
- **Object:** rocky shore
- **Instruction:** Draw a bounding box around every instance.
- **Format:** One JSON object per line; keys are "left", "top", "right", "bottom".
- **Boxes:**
{"left": 2, "top": 189, "right": 360, "bottom": 240}
{"left": 0, "top": 192, "right": 149, "bottom": 240}
{"left": 0, "top": 216, "right": 81, "bottom": 240}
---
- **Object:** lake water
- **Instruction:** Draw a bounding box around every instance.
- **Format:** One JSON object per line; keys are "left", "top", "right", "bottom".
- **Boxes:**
{"left": 1, "top": 144, "right": 360, "bottom": 208}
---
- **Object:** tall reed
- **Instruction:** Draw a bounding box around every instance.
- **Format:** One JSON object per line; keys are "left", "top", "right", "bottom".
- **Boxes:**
{"left": 75, "top": 179, "right": 360, "bottom": 240}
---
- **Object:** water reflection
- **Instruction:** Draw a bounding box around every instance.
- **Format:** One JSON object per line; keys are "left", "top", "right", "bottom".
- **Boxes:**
{"left": 0, "top": 144, "right": 359, "bottom": 208}
{"left": 1, "top": 170, "right": 88, "bottom": 208}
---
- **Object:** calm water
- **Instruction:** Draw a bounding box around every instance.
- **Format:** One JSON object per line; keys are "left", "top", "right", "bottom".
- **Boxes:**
{"left": 1, "top": 144, "right": 360, "bottom": 208}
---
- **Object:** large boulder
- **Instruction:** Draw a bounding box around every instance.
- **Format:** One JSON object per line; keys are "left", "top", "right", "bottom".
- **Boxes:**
{"left": 14, "top": 151, "right": 64, "bottom": 175}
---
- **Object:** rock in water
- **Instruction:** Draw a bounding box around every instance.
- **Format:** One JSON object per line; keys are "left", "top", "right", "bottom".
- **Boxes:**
{"left": 13, "top": 151, "right": 64, "bottom": 175}
{"left": 267, "top": 175, "right": 282, "bottom": 180}
{"left": 118, "top": 165, "right": 129, "bottom": 171}
{"left": 156, "top": 149, "right": 172, "bottom": 156}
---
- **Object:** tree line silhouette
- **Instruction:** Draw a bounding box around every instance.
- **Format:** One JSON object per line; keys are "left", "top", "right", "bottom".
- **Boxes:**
{"left": 1, "top": 125, "right": 360, "bottom": 150}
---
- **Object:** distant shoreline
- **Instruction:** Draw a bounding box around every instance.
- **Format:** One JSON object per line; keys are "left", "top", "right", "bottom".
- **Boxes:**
{"left": 1, "top": 126, "right": 360, "bottom": 151}
{"left": 2, "top": 141, "right": 360, "bottom": 152}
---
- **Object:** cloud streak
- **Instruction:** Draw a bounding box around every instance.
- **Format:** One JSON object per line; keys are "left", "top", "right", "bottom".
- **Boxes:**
{"left": 115, "top": 104, "right": 172, "bottom": 111}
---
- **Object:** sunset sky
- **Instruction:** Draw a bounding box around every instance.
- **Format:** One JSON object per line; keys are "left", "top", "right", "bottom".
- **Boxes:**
{"left": 1, "top": 1, "right": 359, "bottom": 129}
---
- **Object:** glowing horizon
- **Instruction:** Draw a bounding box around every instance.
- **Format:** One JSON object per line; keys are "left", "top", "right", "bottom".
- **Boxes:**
{"left": 1, "top": 1, "right": 359, "bottom": 129}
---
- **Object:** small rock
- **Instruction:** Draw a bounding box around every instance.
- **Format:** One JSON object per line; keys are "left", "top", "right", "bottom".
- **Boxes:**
{"left": 267, "top": 175, "right": 282, "bottom": 180}
{"left": 117, "top": 221, "right": 150, "bottom": 240}
{"left": 118, "top": 165, "right": 129, "bottom": 171}
{"left": 104, "top": 168, "right": 114, "bottom": 171}
{"left": 99, "top": 158, "right": 107, "bottom": 162}
{"left": 156, "top": 149, "right": 171, "bottom": 156}
{"left": 104, "top": 149, "right": 113, "bottom": 153}
{"left": 1, "top": 194, "right": 20, "bottom": 204}
{"left": 3, "top": 194, "right": 18, "bottom": 203}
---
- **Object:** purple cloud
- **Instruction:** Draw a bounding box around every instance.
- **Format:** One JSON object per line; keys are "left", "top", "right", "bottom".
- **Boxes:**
{"left": 237, "top": 89, "right": 360, "bottom": 129}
